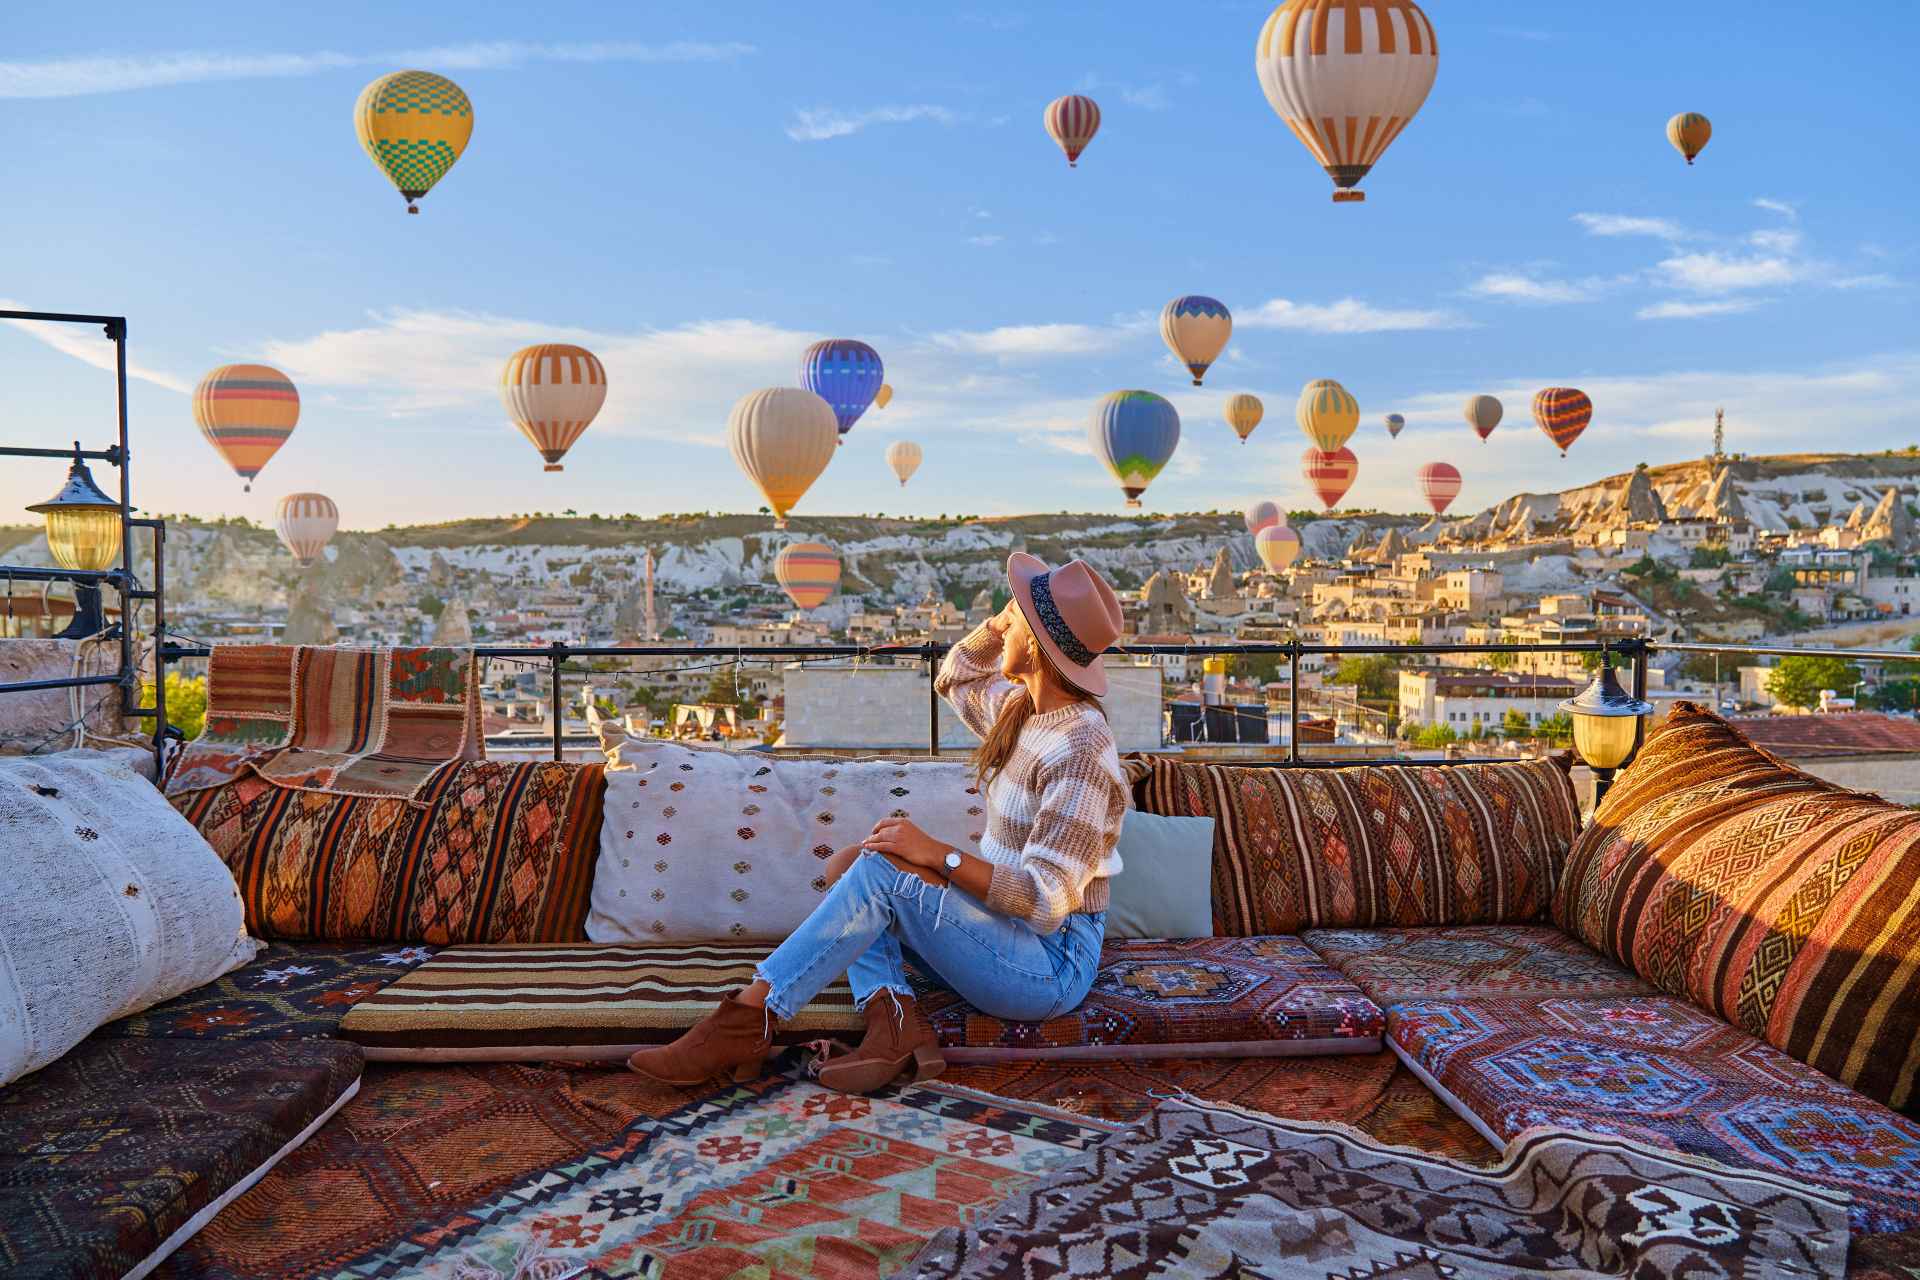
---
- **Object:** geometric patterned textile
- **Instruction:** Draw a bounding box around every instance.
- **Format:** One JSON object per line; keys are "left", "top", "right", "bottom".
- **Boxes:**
{"left": 1390, "top": 993, "right": 1920, "bottom": 1234}
{"left": 1302, "top": 924, "right": 1654, "bottom": 1005}
{"left": 0, "top": 1036, "right": 363, "bottom": 1280}
{"left": 911, "top": 936, "right": 1386, "bottom": 1061}
{"left": 172, "top": 760, "right": 605, "bottom": 945}
{"left": 93, "top": 942, "right": 435, "bottom": 1041}
{"left": 1556, "top": 702, "right": 1920, "bottom": 1112}
{"left": 1353, "top": 1060, "right": 1500, "bottom": 1164}
{"left": 292, "top": 1069, "right": 1118, "bottom": 1280}
{"left": 340, "top": 943, "right": 864, "bottom": 1058}
{"left": 165, "top": 644, "right": 483, "bottom": 802}
{"left": 1135, "top": 755, "right": 1580, "bottom": 935}
{"left": 896, "top": 1096, "right": 1852, "bottom": 1280}
{"left": 1849, "top": 1230, "right": 1920, "bottom": 1280}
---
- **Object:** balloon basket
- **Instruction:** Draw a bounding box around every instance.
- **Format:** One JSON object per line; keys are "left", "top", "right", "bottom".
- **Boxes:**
{"left": 407, "top": 205, "right": 420, "bottom": 215}
{"left": 544, "top": 464, "right": 564, "bottom": 472}
{"left": 1332, "top": 190, "right": 1365, "bottom": 203}
{"left": 1124, "top": 499, "right": 1142, "bottom": 510}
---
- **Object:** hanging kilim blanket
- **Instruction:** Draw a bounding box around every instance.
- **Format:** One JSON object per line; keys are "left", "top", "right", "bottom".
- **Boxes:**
{"left": 899, "top": 1097, "right": 1852, "bottom": 1280}
{"left": 167, "top": 644, "right": 482, "bottom": 802}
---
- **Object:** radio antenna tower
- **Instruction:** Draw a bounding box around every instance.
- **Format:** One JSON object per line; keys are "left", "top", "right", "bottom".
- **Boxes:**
{"left": 1712, "top": 408, "right": 1725, "bottom": 462}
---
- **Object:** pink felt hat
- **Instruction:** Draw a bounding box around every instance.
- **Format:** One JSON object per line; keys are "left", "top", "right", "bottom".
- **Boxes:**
{"left": 1006, "top": 553, "right": 1123, "bottom": 696}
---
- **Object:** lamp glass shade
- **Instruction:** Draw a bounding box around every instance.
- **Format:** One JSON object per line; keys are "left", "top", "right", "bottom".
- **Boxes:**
{"left": 1571, "top": 709, "right": 1640, "bottom": 771}
{"left": 26, "top": 453, "right": 122, "bottom": 572}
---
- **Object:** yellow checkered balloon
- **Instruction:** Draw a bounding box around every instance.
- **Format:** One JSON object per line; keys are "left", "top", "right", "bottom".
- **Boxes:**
{"left": 354, "top": 70, "right": 473, "bottom": 214}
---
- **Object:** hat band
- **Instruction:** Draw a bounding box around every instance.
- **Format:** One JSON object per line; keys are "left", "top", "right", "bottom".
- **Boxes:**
{"left": 1027, "top": 572, "right": 1099, "bottom": 668}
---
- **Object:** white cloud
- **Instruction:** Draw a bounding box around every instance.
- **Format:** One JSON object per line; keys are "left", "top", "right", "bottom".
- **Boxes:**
{"left": 0, "top": 301, "right": 192, "bottom": 392}
{"left": 1573, "top": 213, "right": 1687, "bottom": 240}
{"left": 1122, "top": 84, "right": 1170, "bottom": 111}
{"left": 926, "top": 324, "right": 1118, "bottom": 358}
{"left": 1832, "top": 273, "right": 1897, "bottom": 291}
{"left": 1748, "top": 229, "right": 1802, "bottom": 254}
{"left": 1753, "top": 197, "right": 1798, "bottom": 220}
{"left": 1466, "top": 273, "right": 1615, "bottom": 305}
{"left": 0, "top": 41, "right": 754, "bottom": 98}
{"left": 1656, "top": 250, "right": 1803, "bottom": 293}
{"left": 1636, "top": 299, "right": 1763, "bottom": 321}
{"left": 1238, "top": 297, "right": 1468, "bottom": 333}
{"left": 965, "top": 234, "right": 1005, "bottom": 247}
{"left": 785, "top": 104, "right": 958, "bottom": 142}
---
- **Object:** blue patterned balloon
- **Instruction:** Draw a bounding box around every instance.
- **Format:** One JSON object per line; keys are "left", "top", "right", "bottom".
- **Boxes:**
{"left": 799, "top": 339, "right": 884, "bottom": 439}
{"left": 1088, "top": 390, "right": 1181, "bottom": 508}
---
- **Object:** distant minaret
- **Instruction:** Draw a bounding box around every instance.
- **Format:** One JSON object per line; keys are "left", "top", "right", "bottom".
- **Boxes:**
{"left": 1712, "top": 407, "right": 1725, "bottom": 462}
{"left": 642, "top": 549, "right": 658, "bottom": 640}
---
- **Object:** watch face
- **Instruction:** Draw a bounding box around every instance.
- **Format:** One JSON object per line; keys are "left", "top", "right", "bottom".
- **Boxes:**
{"left": 944, "top": 851, "right": 963, "bottom": 871}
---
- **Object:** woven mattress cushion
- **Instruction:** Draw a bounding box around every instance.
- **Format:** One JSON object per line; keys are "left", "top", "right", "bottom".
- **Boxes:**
{"left": 1301, "top": 926, "right": 1653, "bottom": 1006}
{"left": 1134, "top": 755, "right": 1580, "bottom": 936}
{"left": 1556, "top": 701, "right": 1920, "bottom": 1113}
{"left": 912, "top": 936, "right": 1385, "bottom": 1062}
{"left": 339, "top": 943, "right": 864, "bottom": 1060}
{"left": 0, "top": 1036, "right": 362, "bottom": 1280}
{"left": 1388, "top": 993, "right": 1920, "bottom": 1235}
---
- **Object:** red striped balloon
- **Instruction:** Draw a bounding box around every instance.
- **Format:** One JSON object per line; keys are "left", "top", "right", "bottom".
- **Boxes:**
{"left": 1043, "top": 94, "right": 1101, "bottom": 167}
{"left": 1244, "top": 499, "right": 1282, "bottom": 535}
{"left": 1302, "top": 446, "right": 1359, "bottom": 510}
{"left": 1532, "top": 388, "right": 1593, "bottom": 455}
{"left": 774, "top": 542, "right": 841, "bottom": 611}
{"left": 1418, "top": 462, "right": 1462, "bottom": 515}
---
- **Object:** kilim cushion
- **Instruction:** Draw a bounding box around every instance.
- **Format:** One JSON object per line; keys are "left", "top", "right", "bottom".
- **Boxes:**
{"left": 338, "top": 943, "right": 864, "bottom": 1059}
{"left": 1135, "top": 756, "right": 1580, "bottom": 936}
{"left": 173, "top": 760, "right": 605, "bottom": 946}
{"left": 93, "top": 942, "right": 436, "bottom": 1041}
{"left": 1301, "top": 925, "right": 1654, "bottom": 1005}
{"left": 1555, "top": 702, "right": 1920, "bottom": 1112}
{"left": 1388, "top": 993, "right": 1920, "bottom": 1235}
{"left": 911, "top": 936, "right": 1386, "bottom": 1062}
{"left": 0, "top": 1036, "right": 363, "bottom": 1280}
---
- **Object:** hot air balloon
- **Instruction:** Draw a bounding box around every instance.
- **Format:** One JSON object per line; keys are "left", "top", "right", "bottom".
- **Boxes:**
{"left": 800, "top": 339, "right": 884, "bottom": 442}
{"left": 728, "top": 387, "right": 839, "bottom": 529}
{"left": 886, "top": 440, "right": 923, "bottom": 487}
{"left": 1667, "top": 112, "right": 1711, "bottom": 165}
{"left": 1089, "top": 391, "right": 1180, "bottom": 509}
{"left": 1160, "top": 296, "right": 1233, "bottom": 386}
{"left": 1418, "top": 462, "right": 1461, "bottom": 516}
{"left": 1532, "top": 388, "right": 1593, "bottom": 456}
{"left": 1255, "top": 524, "right": 1302, "bottom": 572}
{"left": 1463, "top": 394, "right": 1502, "bottom": 443}
{"left": 274, "top": 493, "right": 338, "bottom": 568}
{"left": 774, "top": 542, "right": 842, "bottom": 611}
{"left": 1043, "top": 94, "right": 1101, "bottom": 167}
{"left": 501, "top": 344, "right": 607, "bottom": 472}
{"left": 353, "top": 71, "right": 473, "bottom": 214}
{"left": 1255, "top": 0, "right": 1439, "bottom": 203}
{"left": 1225, "top": 394, "right": 1264, "bottom": 443}
{"left": 1384, "top": 413, "right": 1406, "bottom": 439}
{"left": 874, "top": 383, "right": 894, "bottom": 409}
{"left": 1244, "top": 499, "right": 1283, "bottom": 535}
{"left": 192, "top": 364, "right": 299, "bottom": 491}
{"left": 1296, "top": 378, "right": 1359, "bottom": 452}
{"left": 1302, "top": 445, "right": 1359, "bottom": 510}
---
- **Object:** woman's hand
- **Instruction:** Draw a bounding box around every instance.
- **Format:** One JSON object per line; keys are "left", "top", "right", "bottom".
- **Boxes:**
{"left": 863, "top": 817, "right": 950, "bottom": 871}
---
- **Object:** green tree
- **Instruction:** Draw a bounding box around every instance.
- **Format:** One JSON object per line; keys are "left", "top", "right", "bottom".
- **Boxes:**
{"left": 1766, "top": 656, "right": 1862, "bottom": 710}
{"left": 1502, "top": 708, "right": 1532, "bottom": 739}
{"left": 145, "top": 672, "right": 208, "bottom": 740}
{"left": 1869, "top": 679, "right": 1920, "bottom": 713}
{"left": 416, "top": 594, "right": 445, "bottom": 617}
{"left": 1411, "top": 722, "right": 1458, "bottom": 749}
{"left": 1332, "top": 655, "right": 1399, "bottom": 707}
{"left": 1688, "top": 544, "right": 1732, "bottom": 569}
{"left": 1536, "top": 711, "right": 1574, "bottom": 745}
{"left": 702, "top": 668, "right": 757, "bottom": 707}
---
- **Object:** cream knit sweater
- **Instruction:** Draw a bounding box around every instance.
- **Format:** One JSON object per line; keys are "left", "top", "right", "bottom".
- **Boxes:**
{"left": 934, "top": 623, "right": 1127, "bottom": 935}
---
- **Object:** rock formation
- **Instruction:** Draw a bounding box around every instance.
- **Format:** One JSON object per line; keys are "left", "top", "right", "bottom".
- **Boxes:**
{"left": 1204, "top": 547, "right": 1236, "bottom": 599}
{"left": 1863, "top": 488, "right": 1915, "bottom": 552}
{"left": 1702, "top": 466, "right": 1747, "bottom": 522}
{"left": 1615, "top": 464, "right": 1669, "bottom": 525}
{"left": 433, "top": 597, "right": 474, "bottom": 646}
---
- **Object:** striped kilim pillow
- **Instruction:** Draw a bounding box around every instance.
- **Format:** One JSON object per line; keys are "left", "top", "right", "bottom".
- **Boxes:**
{"left": 338, "top": 944, "right": 860, "bottom": 1059}
{"left": 1556, "top": 702, "right": 1920, "bottom": 1112}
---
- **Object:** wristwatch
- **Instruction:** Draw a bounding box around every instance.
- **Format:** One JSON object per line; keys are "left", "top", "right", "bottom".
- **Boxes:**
{"left": 941, "top": 850, "right": 964, "bottom": 881}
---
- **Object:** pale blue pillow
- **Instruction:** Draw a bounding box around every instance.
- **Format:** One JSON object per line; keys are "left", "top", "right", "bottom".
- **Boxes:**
{"left": 1103, "top": 811, "right": 1216, "bottom": 939}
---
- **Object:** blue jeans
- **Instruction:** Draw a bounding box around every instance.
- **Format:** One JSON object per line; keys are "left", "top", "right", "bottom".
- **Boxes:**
{"left": 755, "top": 852, "right": 1106, "bottom": 1023}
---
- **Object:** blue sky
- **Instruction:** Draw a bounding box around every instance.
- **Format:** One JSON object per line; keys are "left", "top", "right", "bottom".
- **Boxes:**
{"left": 2, "top": 2, "right": 1916, "bottom": 530}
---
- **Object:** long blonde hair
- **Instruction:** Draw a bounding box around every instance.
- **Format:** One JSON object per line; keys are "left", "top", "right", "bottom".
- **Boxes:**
{"left": 972, "top": 630, "right": 1103, "bottom": 791}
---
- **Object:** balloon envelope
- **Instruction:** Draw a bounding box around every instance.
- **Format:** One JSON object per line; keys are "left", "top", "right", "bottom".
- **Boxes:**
{"left": 1463, "top": 394, "right": 1503, "bottom": 442}
{"left": 1667, "top": 112, "right": 1711, "bottom": 165}
{"left": 1532, "top": 388, "right": 1593, "bottom": 455}
{"left": 1160, "top": 296, "right": 1232, "bottom": 386}
{"left": 1418, "top": 462, "right": 1462, "bottom": 515}
{"left": 799, "top": 339, "right": 884, "bottom": 439}
{"left": 1302, "top": 445, "right": 1359, "bottom": 510}
{"left": 1255, "top": 524, "right": 1302, "bottom": 572}
{"left": 1043, "top": 94, "right": 1101, "bottom": 166}
{"left": 1296, "top": 378, "right": 1359, "bottom": 452}
{"left": 1384, "top": 413, "right": 1405, "bottom": 439}
{"left": 1255, "top": 0, "right": 1439, "bottom": 202}
{"left": 1089, "top": 391, "right": 1181, "bottom": 509}
{"left": 774, "top": 542, "right": 841, "bottom": 611}
{"left": 193, "top": 363, "right": 299, "bottom": 490}
{"left": 874, "top": 383, "right": 893, "bottom": 410}
{"left": 353, "top": 71, "right": 473, "bottom": 213}
{"left": 274, "top": 492, "right": 338, "bottom": 567}
{"left": 1244, "top": 499, "right": 1283, "bottom": 535}
{"left": 885, "top": 439, "right": 923, "bottom": 487}
{"left": 501, "top": 344, "right": 607, "bottom": 471}
{"left": 728, "top": 387, "right": 840, "bottom": 528}
{"left": 1225, "top": 394, "right": 1264, "bottom": 442}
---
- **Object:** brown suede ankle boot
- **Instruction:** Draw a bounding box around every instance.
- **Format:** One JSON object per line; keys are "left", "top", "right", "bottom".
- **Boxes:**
{"left": 627, "top": 991, "right": 776, "bottom": 1087}
{"left": 817, "top": 994, "right": 944, "bottom": 1095}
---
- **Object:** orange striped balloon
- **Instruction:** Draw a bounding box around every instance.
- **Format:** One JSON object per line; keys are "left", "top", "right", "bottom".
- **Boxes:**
{"left": 1532, "top": 388, "right": 1593, "bottom": 456}
{"left": 501, "top": 344, "right": 607, "bottom": 471}
{"left": 774, "top": 541, "right": 841, "bottom": 611}
{"left": 1043, "top": 94, "right": 1101, "bottom": 167}
{"left": 1667, "top": 112, "right": 1711, "bottom": 165}
{"left": 274, "top": 492, "right": 339, "bottom": 567}
{"left": 192, "top": 364, "right": 299, "bottom": 491}
{"left": 1302, "top": 445, "right": 1359, "bottom": 510}
{"left": 1417, "top": 461, "right": 1461, "bottom": 515}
